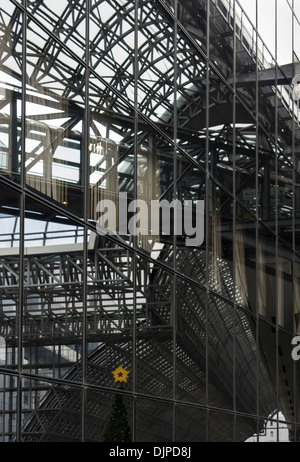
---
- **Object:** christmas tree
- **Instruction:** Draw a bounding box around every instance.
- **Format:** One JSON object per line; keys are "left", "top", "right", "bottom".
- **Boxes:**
{"left": 103, "top": 365, "right": 131, "bottom": 442}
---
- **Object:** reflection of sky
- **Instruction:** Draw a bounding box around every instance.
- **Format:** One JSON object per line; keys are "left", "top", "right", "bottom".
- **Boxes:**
{"left": 0, "top": 0, "right": 298, "bottom": 251}
{"left": 0, "top": 214, "right": 85, "bottom": 248}
{"left": 239, "top": 0, "right": 300, "bottom": 64}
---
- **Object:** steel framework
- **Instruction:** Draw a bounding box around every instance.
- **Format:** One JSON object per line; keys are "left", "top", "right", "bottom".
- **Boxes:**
{"left": 0, "top": 0, "right": 298, "bottom": 442}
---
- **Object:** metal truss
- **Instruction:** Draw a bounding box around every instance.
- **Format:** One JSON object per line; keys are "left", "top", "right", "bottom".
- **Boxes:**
{"left": 3, "top": 244, "right": 276, "bottom": 442}
{"left": 0, "top": 0, "right": 296, "bottom": 228}
{"left": 0, "top": 0, "right": 298, "bottom": 442}
{"left": 0, "top": 238, "right": 146, "bottom": 346}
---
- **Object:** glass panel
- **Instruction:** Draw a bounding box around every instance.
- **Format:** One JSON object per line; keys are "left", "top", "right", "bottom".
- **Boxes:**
{"left": 23, "top": 196, "right": 85, "bottom": 380}
{"left": 235, "top": 310, "right": 257, "bottom": 416}
{"left": 294, "top": 11, "right": 300, "bottom": 60}
{"left": 88, "top": 389, "right": 133, "bottom": 443}
{"left": 208, "top": 294, "right": 233, "bottom": 411}
{"left": 178, "top": 0, "right": 208, "bottom": 54}
{"left": 278, "top": 328, "right": 296, "bottom": 434}
{"left": 234, "top": 123, "right": 257, "bottom": 217}
{"left": 0, "top": 373, "right": 17, "bottom": 441}
{"left": 290, "top": 424, "right": 300, "bottom": 443}
{"left": 235, "top": 203, "right": 254, "bottom": 309}
{"left": 276, "top": 242, "right": 293, "bottom": 329}
{"left": 137, "top": 0, "right": 174, "bottom": 130}
{"left": 257, "top": 0, "right": 276, "bottom": 62}
{"left": 295, "top": 114, "right": 300, "bottom": 232}
{"left": 207, "top": 72, "right": 234, "bottom": 193}
{"left": 135, "top": 255, "right": 173, "bottom": 399}
{"left": 92, "top": 127, "right": 175, "bottom": 255}
{"left": 208, "top": 180, "right": 234, "bottom": 302}
{"left": 175, "top": 279, "right": 206, "bottom": 405}
{"left": 20, "top": 378, "right": 83, "bottom": 442}
{"left": 25, "top": 19, "right": 85, "bottom": 220}
{"left": 0, "top": 185, "right": 21, "bottom": 374}
{"left": 86, "top": 328, "right": 134, "bottom": 392}
{"left": 277, "top": 0, "right": 293, "bottom": 65}
{"left": 0, "top": 1, "right": 22, "bottom": 183}
{"left": 88, "top": 68, "right": 135, "bottom": 230}
{"left": 257, "top": 318, "right": 277, "bottom": 420}
{"left": 76, "top": 237, "right": 135, "bottom": 392}
{"left": 234, "top": 1, "right": 258, "bottom": 220}
{"left": 257, "top": 224, "right": 276, "bottom": 320}
{"left": 176, "top": 405, "right": 206, "bottom": 442}
{"left": 276, "top": 63, "right": 294, "bottom": 246}
{"left": 237, "top": 0, "right": 256, "bottom": 27}
{"left": 208, "top": 410, "right": 234, "bottom": 442}
{"left": 135, "top": 398, "right": 172, "bottom": 442}
{"left": 25, "top": 0, "right": 86, "bottom": 60}
{"left": 90, "top": 0, "right": 135, "bottom": 100}
{"left": 75, "top": 235, "right": 134, "bottom": 391}
{"left": 235, "top": 416, "right": 258, "bottom": 442}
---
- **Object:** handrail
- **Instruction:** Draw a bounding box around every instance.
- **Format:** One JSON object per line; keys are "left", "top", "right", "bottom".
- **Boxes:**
{"left": 211, "top": 0, "right": 300, "bottom": 126}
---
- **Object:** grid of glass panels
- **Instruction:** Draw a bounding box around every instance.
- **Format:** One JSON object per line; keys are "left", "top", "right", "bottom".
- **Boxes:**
{"left": 0, "top": 0, "right": 298, "bottom": 442}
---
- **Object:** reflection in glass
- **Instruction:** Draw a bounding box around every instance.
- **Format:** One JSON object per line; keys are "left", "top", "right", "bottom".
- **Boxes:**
{"left": 176, "top": 405, "right": 206, "bottom": 442}
{"left": 136, "top": 398, "right": 172, "bottom": 442}
{"left": 20, "top": 378, "right": 83, "bottom": 442}
{"left": 0, "top": 0, "right": 298, "bottom": 443}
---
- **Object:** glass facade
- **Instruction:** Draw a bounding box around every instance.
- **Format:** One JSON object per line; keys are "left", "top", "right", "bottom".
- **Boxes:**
{"left": 0, "top": 0, "right": 299, "bottom": 442}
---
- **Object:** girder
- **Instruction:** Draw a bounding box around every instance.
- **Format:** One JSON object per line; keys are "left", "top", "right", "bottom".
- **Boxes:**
{"left": 0, "top": 0, "right": 296, "bottom": 228}
{"left": 0, "top": 0, "right": 298, "bottom": 443}
{"left": 0, "top": 240, "right": 148, "bottom": 345}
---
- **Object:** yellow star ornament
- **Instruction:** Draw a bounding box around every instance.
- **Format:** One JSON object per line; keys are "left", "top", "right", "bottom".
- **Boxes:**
{"left": 112, "top": 365, "right": 130, "bottom": 383}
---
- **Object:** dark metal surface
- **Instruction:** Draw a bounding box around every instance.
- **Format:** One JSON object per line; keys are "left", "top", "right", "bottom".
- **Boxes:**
{"left": 0, "top": 0, "right": 298, "bottom": 441}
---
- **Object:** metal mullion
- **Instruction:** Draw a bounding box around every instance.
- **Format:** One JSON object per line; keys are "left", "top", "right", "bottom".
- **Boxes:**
{"left": 255, "top": 0, "right": 260, "bottom": 442}
{"left": 16, "top": 0, "right": 27, "bottom": 443}
{"left": 292, "top": 0, "right": 297, "bottom": 443}
{"left": 132, "top": 0, "right": 139, "bottom": 443}
{"left": 172, "top": 0, "right": 178, "bottom": 443}
{"left": 10, "top": 94, "right": 18, "bottom": 174}
{"left": 80, "top": 0, "right": 90, "bottom": 443}
{"left": 275, "top": 0, "right": 280, "bottom": 442}
{"left": 232, "top": 0, "right": 237, "bottom": 441}
{"left": 205, "top": 0, "right": 210, "bottom": 443}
